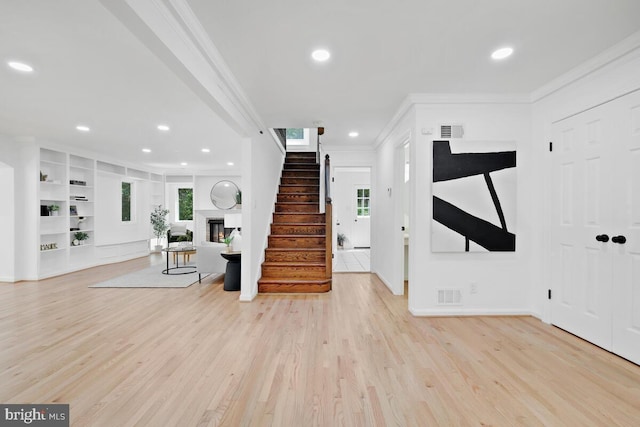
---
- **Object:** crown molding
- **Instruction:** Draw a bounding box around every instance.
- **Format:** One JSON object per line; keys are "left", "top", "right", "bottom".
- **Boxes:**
{"left": 531, "top": 30, "right": 640, "bottom": 102}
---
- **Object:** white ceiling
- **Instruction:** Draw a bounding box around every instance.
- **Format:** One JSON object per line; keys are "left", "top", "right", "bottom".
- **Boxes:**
{"left": 2, "top": 0, "right": 640, "bottom": 169}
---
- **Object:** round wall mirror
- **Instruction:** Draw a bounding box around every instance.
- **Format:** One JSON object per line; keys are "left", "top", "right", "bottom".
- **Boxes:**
{"left": 210, "top": 180, "right": 240, "bottom": 210}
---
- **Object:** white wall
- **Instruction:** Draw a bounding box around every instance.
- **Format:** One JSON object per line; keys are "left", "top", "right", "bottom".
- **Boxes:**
{"left": 372, "top": 113, "right": 415, "bottom": 295}
{"left": 532, "top": 44, "right": 640, "bottom": 322}
{"left": 0, "top": 156, "right": 15, "bottom": 282}
{"left": 241, "top": 134, "right": 285, "bottom": 301}
{"left": 95, "top": 173, "right": 152, "bottom": 245}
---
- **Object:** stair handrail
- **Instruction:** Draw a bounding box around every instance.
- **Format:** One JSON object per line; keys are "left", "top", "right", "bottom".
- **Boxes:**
{"left": 324, "top": 154, "right": 332, "bottom": 284}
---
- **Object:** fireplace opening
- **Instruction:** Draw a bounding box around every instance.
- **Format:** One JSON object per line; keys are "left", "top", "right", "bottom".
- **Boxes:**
{"left": 207, "top": 218, "right": 233, "bottom": 243}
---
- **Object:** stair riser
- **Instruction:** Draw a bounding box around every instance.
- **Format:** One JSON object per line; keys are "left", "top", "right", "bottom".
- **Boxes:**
{"left": 281, "top": 177, "right": 319, "bottom": 186}
{"left": 261, "top": 266, "right": 326, "bottom": 279}
{"left": 283, "top": 163, "right": 319, "bottom": 170}
{"left": 265, "top": 251, "right": 326, "bottom": 262}
{"left": 275, "top": 204, "right": 318, "bottom": 213}
{"left": 258, "top": 282, "right": 331, "bottom": 293}
{"left": 282, "top": 170, "right": 319, "bottom": 178}
{"left": 285, "top": 155, "right": 316, "bottom": 164}
{"left": 279, "top": 185, "right": 319, "bottom": 194}
{"left": 268, "top": 236, "right": 325, "bottom": 248}
{"left": 277, "top": 194, "right": 319, "bottom": 203}
{"left": 271, "top": 224, "right": 325, "bottom": 235}
{"left": 273, "top": 214, "right": 325, "bottom": 223}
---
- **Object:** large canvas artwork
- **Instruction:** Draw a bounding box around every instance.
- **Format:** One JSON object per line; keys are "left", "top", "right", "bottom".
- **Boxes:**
{"left": 432, "top": 140, "right": 516, "bottom": 252}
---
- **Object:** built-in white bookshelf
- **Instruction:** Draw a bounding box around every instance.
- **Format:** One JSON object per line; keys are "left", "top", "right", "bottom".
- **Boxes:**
{"left": 36, "top": 147, "right": 163, "bottom": 278}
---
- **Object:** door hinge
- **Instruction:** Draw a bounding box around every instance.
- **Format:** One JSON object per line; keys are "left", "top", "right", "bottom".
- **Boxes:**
{"left": 549, "top": 142, "right": 553, "bottom": 152}
{"left": 548, "top": 289, "right": 552, "bottom": 300}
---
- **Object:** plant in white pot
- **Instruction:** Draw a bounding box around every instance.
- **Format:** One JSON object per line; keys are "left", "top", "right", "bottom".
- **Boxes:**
{"left": 150, "top": 205, "right": 170, "bottom": 252}
{"left": 73, "top": 231, "right": 89, "bottom": 246}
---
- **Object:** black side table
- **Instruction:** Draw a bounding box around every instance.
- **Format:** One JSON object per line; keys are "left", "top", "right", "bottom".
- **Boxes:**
{"left": 220, "top": 251, "right": 241, "bottom": 291}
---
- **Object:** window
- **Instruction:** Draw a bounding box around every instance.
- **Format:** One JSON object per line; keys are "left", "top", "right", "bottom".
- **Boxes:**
{"left": 122, "top": 181, "right": 132, "bottom": 222}
{"left": 356, "top": 188, "right": 370, "bottom": 217}
{"left": 286, "top": 128, "right": 304, "bottom": 139}
{"left": 178, "top": 188, "right": 193, "bottom": 221}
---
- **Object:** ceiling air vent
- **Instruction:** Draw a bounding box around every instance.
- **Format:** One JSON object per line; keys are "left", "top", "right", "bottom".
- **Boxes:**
{"left": 437, "top": 289, "right": 462, "bottom": 305}
{"left": 440, "top": 124, "right": 464, "bottom": 139}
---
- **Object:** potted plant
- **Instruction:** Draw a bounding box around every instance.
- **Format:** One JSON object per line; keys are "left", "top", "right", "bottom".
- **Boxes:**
{"left": 235, "top": 190, "right": 242, "bottom": 208}
{"left": 40, "top": 171, "right": 48, "bottom": 182}
{"left": 150, "top": 205, "right": 170, "bottom": 252}
{"left": 48, "top": 204, "right": 60, "bottom": 216}
{"left": 73, "top": 231, "right": 89, "bottom": 246}
{"left": 223, "top": 235, "right": 234, "bottom": 252}
{"left": 337, "top": 233, "right": 346, "bottom": 247}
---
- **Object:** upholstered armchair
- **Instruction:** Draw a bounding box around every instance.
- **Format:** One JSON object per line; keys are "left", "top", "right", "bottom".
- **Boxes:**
{"left": 167, "top": 223, "right": 193, "bottom": 246}
{"left": 196, "top": 241, "right": 227, "bottom": 283}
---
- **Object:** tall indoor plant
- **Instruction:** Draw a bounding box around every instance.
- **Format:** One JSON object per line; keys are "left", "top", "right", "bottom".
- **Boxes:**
{"left": 150, "top": 205, "right": 170, "bottom": 252}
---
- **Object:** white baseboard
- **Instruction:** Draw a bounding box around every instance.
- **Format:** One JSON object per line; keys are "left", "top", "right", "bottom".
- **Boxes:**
{"left": 409, "top": 307, "right": 533, "bottom": 317}
{"left": 0, "top": 276, "right": 16, "bottom": 283}
{"left": 239, "top": 292, "right": 256, "bottom": 302}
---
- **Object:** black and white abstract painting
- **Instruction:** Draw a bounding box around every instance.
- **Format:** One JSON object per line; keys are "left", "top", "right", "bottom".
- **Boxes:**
{"left": 432, "top": 140, "right": 516, "bottom": 252}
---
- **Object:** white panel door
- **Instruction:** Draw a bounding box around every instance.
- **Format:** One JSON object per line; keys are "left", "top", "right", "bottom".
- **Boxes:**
{"left": 352, "top": 185, "right": 371, "bottom": 248}
{"left": 551, "top": 104, "right": 615, "bottom": 350}
{"left": 611, "top": 91, "right": 640, "bottom": 365}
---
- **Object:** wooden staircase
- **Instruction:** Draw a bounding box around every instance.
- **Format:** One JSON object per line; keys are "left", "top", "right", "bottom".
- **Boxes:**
{"left": 258, "top": 152, "right": 332, "bottom": 293}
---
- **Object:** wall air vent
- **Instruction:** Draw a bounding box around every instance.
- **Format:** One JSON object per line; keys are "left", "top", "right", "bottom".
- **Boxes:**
{"left": 440, "top": 124, "right": 464, "bottom": 139}
{"left": 437, "top": 289, "right": 462, "bottom": 305}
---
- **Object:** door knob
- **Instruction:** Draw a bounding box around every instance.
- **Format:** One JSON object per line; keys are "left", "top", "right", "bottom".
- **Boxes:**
{"left": 595, "top": 234, "right": 609, "bottom": 242}
{"left": 612, "top": 235, "right": 627, "bottom": 244}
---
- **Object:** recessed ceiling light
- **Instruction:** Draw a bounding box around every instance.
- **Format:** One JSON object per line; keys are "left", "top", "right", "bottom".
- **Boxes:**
{"left": 227, "top": 162, "right": 234, "bottom": 166}
{"left": 157, "top": 124, "right": 170, "bottom": 131}
{"left": 76, "top": 125, "right": 90, "bottom": 132}
{"left": 348, "top": 131, "right": 359, "bottom": 138}
{"left": 8, "top": 61, "right": 34, "bottom": 73}
{"left": 491, "top": 47, "right": 514, "bottom": 60}
{"left": 180, "top": 162, "right": 187, "bottom": 166}
{"left": 142, "top": 148, "right": 151, "bottom": 153}
{"left": 201, "top": 148, "right": 211, "bottom": 153}
{"left": 311, "top": 49, "right": 331, "bottom": 62}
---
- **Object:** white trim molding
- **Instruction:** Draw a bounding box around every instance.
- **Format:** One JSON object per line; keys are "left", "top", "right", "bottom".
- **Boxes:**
{"left": 409, "top": 308, "right": 534, "bottom": 317}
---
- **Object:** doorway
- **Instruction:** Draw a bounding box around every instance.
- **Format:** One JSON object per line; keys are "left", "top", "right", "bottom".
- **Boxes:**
{"left": 333, "top": 167, "right": 371, "bottom": 272}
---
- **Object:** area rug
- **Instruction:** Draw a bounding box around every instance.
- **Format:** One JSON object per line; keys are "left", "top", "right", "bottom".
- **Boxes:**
{"left": 89, "top": 264, "right": 218, "bottom": 288}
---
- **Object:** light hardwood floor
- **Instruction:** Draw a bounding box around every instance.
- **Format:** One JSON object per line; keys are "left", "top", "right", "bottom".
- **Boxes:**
{"left": 1, "top": 256, "right": 639, "bottom": 426}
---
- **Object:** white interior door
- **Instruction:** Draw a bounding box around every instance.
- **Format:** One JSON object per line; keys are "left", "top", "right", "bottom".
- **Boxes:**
{"left": 352, "top": 185, "right": 371, "bottom": 248}
{"left": 551, "top": 90, "right": 640, "bottom": 365}
{"left": 550, "top": 103, "right": 615, "bottom": 350}
{"left": 611, "top": 92, "right": 640, "bottom": 364}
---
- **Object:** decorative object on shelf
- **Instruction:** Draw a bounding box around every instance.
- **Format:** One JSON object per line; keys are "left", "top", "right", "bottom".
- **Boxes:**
{"left": 222, "top": 235, "right": 234, "bottom": 253}
{"left": 69, "top": 179, "right": 87, "bottom": 186}
{"left": 40, "top": 171, "right": 47, "bottom": 182}
{"left": 70, "top": 205, "right": 78, "bottom": 216}
{"left": 210, "top": 180, "right": 240, "bottom": 210}
{"left": 48, "top": 204, "right": 60, "bottom": 216}
{"left": 337, "top": 233, "right": 346, "bottom": 247}
{"left": 150, "top": 205, "right": 170, "bottom": 251}
{"left": 235, "top": 190, "right": 242, "bottom": 209}
{"left": 40, "top": 205, "right": 49, "bottom": 216}
{"left": 73, "top": 231, "right": 89, "bottom": 245}
{"left": 40, "top": 243, "right": 58, "bottom": 251}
